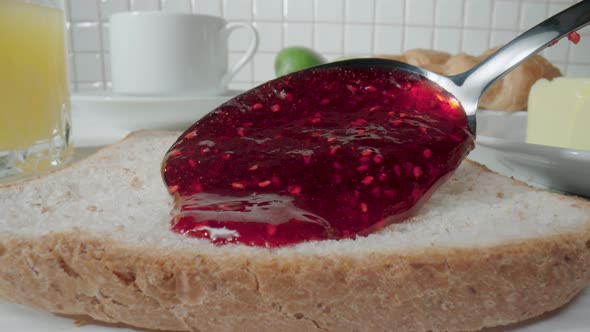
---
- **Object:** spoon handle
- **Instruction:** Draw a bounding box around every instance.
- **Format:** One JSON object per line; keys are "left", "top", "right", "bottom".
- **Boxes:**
{"left": 450, "top": 0, "right": 590, "bottom": 112}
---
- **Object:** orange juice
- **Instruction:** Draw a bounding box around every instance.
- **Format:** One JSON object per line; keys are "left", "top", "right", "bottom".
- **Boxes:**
{"left": 0, "top": 0, "right": 71, "bottom": 175}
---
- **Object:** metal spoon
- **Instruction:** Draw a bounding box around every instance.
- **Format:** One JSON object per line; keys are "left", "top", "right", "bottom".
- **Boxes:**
{"left": 318, "top": 0, "right": 590, "bottom": 134}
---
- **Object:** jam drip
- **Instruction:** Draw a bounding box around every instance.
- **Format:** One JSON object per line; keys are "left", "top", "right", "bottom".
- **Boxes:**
{"left": 162, "top": 66, "right": 474, "bottom": 247}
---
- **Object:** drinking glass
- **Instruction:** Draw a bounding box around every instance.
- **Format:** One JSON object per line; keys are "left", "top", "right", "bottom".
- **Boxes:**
{"left": 0, "top": 0, "right": 72, "bottom": 182}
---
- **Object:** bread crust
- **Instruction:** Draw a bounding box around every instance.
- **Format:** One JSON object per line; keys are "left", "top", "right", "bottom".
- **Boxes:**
{"left": 1, "top": 227, "right": 589, "bottom": 332}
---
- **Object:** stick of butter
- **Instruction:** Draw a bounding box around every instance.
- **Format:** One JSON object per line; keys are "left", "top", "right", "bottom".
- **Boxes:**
{"left": 526, "top": 77, "right": 590, "bottom": 150}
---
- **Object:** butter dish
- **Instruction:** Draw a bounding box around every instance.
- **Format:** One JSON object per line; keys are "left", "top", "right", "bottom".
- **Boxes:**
{"left": 476, "top": 110, "right": 590, "bottom": 198}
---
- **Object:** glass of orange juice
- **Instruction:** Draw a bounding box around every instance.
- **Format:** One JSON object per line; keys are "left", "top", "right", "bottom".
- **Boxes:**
{"left": 0, "top": 0, "right": 72, "bottom": 182}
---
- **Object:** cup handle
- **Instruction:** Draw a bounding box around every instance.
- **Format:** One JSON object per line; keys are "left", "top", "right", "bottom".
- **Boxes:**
{"left": 221, "top": 22, "right": 259, "bottom": 88}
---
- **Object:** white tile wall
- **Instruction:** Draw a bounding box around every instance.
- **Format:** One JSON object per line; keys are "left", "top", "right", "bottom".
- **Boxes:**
{"left": 99, "top": 0, "right": 129, "bottom": 20}
{"left": 64, "top": 0, "right": 590, "bottom": 92}
{"left": 464, "top": 0, "right": 493, "bottom": 28}
{"left": 345, "top": 0, "right": 375, "bottom": 23}
{"left": 314, "top": 23, "right": 344, "bottom": 53}
{"left": 255, "top": 22, "right": 283, "bottom": 52}
{"left": 404, "top": 26, "right": 434, "bottom": 50}
{"left": 253, "top": 53, "right": 275, "bottom": 81}
{"left": 462, "top": 29, "right": 490, "bottom": 55}
{"left": 406, "top": 0, "right": 435, "bottom": 26}
{"left": 284, "top": 0, "right": 313, "bottom": 21}
{"left": 161, "top": 0, "right": 192, "bottom": 12}
{"left": 71, "top": 22, "right": 100, "bottom": 52}
{"left": 373, "top": 25, "right": 403, "bottom": 54}
{"left": 194, "top": 0, "right": 222, "bottom": 15}
{"left": 568, "top": 64, "right": 590, "bottom": 77}
{"left": 223, "top": 0, "right": 252, "bottom": 20}
{"left": 253, "top": 0, "right": 282, "bottom": 20}
{"left": 284, "top": 22, "right": 313, "bottom": 47}
{"left": 129, "top": 0, "right": 161, "bottom": 11}
{"left": 435, "top": 0, "right": 463, "bottom": 27}
{"left": 434, "top": 28, "right": 462, "bottom": 54}
{"left": 344, "top": 24, "right": 373, "bottom": 55}
{"left": 492, "top": 0, "right": 520, "bottom": 30}
{"left": 315, "top": 0, "right": 344, "bottom": 22}
{"left": 69, "top": 0, "right": 99, "bottom": 21}
{"left": 569, "top": 39, "right": 590, "bottom": 63}
{"left": 375, "top": 0, "right": 404, "bottom": 24}
{"left": 74, "top": 53, "right": 103, "bottom": 82}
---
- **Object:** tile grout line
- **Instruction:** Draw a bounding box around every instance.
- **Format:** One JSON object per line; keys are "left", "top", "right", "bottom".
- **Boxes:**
{"left": 65, "top": 0, "right": 78, "bottom": 92}
{"left": 341, "top": 0, "right": 346, "bottom": 55}
{"left": 282, "top": 0, "right": 287, "bottom": 51}
{"left": 401, "top": 0, "right": 407, "bottom": 51}
{"left": 370, "top": 0, "right": 377, "bottom": 55}
{"left": 95, "top": 0, "right": 107, "bottom": 90}
{"left": 458, "top": 0, "right": 466, "bottom": 52}
{"left": 516, "top": 0, "right": 523, "bottom": 33}
{"left": 487, "top": 0, "right": 496, "bottom": 50}
{"left": 542, "top": 0, "right": 550, "bottom": 57}
{"left": 280, "top": 0, "right": 285, "bottom": 51}
{"left": 430, "top": 0, "right": 436, "bottom": 50}
{"left": 562, "top": 0, "right": 576, "bottom": 75}
{"left": 64, "top": 17, "right": 590, "bottom": 33}
{"left": 433, "top": 0, "right": 439, "bottom": 51}
{"left": 250, "top": 0, "right": 255, "bottom": 85}
{"left": 310, "top": 0, "right": 316, "bottom": 49}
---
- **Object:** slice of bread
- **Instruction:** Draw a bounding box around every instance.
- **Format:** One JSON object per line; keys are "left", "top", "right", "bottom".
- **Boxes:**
{"left": 0, "top": 131, "right": 589, "bottom": 332}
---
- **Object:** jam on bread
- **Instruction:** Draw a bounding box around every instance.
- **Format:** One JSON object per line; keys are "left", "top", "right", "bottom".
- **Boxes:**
{"left": 162, "top": 66, "right": 474, "bottom": 247}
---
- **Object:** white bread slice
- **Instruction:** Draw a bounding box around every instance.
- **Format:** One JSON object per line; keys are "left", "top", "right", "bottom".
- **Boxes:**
{"left": 0, "top": 131, "right": 589, "bottom": 332}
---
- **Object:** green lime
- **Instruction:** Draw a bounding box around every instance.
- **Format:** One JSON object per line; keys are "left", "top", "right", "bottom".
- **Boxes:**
{"left": 274, "top": 47, "right": 326, "bottom": 77}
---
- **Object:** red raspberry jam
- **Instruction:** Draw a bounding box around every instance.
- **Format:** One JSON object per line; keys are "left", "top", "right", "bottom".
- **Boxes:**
{"left": 549, "top": 31, "right": 581, "bottom": 46}
{"left": 567, "top": 31, "right": 581, "bottom": 44}
{"left": 162, "top": 65, "right": 474, "bottom": 247}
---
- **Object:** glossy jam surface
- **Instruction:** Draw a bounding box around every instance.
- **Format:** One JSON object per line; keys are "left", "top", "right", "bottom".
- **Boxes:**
{"left": 162, "top": 65, "right": 474, "bottom": 247}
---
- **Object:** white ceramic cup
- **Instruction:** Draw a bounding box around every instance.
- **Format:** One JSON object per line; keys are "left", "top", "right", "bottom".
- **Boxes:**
{"left": 110, "top": 12, "right": 258, "bottom": 96}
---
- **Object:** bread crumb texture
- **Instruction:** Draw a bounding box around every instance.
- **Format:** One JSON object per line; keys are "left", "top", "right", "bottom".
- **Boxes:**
{"left": 1, "top": 131, "right": 589, "bottom": 331}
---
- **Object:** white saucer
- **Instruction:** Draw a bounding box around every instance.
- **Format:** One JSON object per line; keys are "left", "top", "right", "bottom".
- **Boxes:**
{"left": 475, "top": 110, "right": 590, "bottom": 198}
{"left": 71, "top": 90, "right": 243, "bottom": 146}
